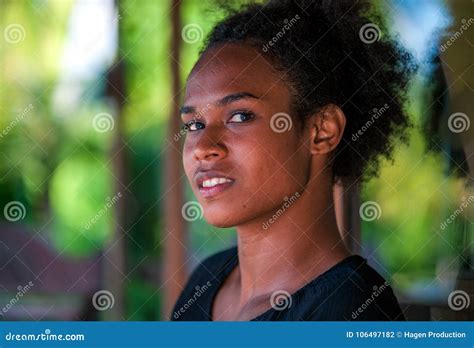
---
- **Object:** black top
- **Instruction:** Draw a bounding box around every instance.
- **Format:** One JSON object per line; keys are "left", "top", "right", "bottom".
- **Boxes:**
{"left": 171, "top": 246, "right": 405, "bottom": 321}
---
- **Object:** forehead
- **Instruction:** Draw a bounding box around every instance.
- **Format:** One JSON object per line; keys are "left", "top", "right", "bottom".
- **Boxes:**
{"left": 184, "top": 43, "right": 290, "bottom": 105}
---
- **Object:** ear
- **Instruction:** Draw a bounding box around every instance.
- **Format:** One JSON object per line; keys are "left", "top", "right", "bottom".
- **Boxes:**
{"left": 309, "top": 104, "right": 346, "bottom": 155}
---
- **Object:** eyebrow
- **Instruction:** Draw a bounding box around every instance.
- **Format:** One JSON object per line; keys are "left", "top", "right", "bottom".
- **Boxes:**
{"left": 179, "top": 92, "right": 260, "bottom": 115}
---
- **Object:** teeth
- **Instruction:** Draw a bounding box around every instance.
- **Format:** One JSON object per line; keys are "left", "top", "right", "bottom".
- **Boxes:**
{"left": 202, "top": 177, "right": 232, "bottom": 188}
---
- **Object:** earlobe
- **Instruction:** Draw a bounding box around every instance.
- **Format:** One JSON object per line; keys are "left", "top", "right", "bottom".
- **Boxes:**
{"left": 309, "top": 104, "right": 346, "bottom": 155}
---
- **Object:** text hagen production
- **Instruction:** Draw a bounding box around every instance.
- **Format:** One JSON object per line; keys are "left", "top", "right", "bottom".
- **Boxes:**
{"left": 346, "top": 330, "right": 467, "bottom": 340}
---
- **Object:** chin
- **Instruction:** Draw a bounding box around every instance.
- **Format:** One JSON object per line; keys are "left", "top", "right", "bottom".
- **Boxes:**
{"left": 202, "top": 201, "right": 270, "bottom": 229}
{"left": 202, "top": 208, "right": 239, "bottom": 228}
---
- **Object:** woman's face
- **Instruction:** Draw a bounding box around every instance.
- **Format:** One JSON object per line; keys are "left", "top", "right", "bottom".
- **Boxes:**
{"left": 181, "top": 43, "right": 312, "bottom": 228}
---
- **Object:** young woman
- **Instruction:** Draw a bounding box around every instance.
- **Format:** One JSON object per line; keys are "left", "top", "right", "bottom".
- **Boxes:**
{"left": 172, "top": 0, "right": 414, "bottom": 321}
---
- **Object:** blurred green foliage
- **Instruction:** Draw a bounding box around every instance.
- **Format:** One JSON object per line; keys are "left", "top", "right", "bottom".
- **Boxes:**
{"left": 0, "top": 0, "right": 470, "bottom": 320}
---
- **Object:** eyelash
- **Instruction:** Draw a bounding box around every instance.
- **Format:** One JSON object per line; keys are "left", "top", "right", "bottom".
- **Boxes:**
{"left": 183, "top": 111, "right": 255, "bottom": 132}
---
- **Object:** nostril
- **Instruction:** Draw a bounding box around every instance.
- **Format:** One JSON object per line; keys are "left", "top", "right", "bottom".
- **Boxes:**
{"left": 194, "top": 142, "right": 227, "bottom": 161}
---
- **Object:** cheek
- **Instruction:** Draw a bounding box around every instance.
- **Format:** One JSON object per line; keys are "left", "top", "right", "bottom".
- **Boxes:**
{"left": 247, "top": 133, "right": 309, "bottom": 198}
{"left": 182, "top": 140, "right": 195, "bottom": 178}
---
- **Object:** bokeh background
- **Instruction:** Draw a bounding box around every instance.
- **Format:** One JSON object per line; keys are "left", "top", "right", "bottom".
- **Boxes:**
{"left": 0, "top": 0, "right": 472, "bottom": 321}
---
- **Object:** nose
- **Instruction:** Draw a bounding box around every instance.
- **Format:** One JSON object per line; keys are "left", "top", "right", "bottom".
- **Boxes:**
{"left": 193, "top": 128, "right": 227, "bottom": 161}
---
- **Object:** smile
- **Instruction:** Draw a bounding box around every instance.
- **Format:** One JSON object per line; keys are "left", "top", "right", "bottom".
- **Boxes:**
{"left": 201, "top": 177, "right": 233, "bottom": 188}
{"left": 199, "top": 177, "right": 234, "bottom": 198}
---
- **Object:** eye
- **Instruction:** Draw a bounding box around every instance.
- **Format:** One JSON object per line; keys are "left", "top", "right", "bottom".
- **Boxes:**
{"left": 228, "top": 111, "right": 254, "bottom": 123}
{"left": 183, "top": 120, "right": 205, "bottom": 132}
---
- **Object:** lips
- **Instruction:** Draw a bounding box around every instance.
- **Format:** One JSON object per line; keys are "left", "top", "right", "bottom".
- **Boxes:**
{"left": 194, "top": 170, "right": 235, "bottom": 198}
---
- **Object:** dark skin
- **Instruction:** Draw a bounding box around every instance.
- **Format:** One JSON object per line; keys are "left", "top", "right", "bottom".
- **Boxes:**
{"left": 181, "top": 42, "right": 350, "bottom": 321}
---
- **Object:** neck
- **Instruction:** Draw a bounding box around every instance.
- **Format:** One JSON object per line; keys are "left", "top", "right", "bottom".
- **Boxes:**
{"left": 234, "top": 177, "right": 350, "bottom": 304}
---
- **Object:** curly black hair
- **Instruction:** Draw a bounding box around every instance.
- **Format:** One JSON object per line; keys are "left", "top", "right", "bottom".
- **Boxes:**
{"left": 198, "top": 0, "right": 417, "bottom": 184}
